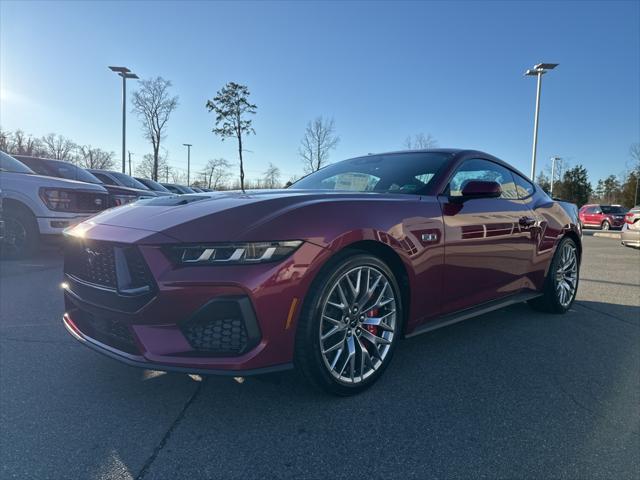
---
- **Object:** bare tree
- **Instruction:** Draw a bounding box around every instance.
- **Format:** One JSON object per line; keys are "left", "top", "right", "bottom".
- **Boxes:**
{"left": 9, "top": 130, "right": 46, "bottom": 156}
{"left": 263, "top": 162, "right": 281, "bottom": 189}
{"left": 132, "top": 77, "right": 179, "bottom": 181}
{"left": 135, "top": 152, "right": 170, "bottom": 180}
{"left": 0, "top": 128, "right": 10, "bottom": 152}
{"left": 200, "top": 158, "right": 231, "bottom": 190}
{"left": 206, "top": 82, "right": 257, "bottom": 192}
{"left": 41, "top": 133, "right": 77, "bottom": 161}
{"left": 299, "top": 116, "right": 339, "bottom": 173}
{"left": 170, "top": 169, "right": 187, "bottom": 185}
{"left": 77, "top": 145, "right": 115, "bottom": 169}
{"left": 403, "top": 133, "right": 438, "bottom": 150}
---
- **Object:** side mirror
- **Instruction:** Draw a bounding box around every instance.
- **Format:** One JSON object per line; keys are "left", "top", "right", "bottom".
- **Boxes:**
{"left": 460, "top": 180, "right": 502, "bottom": 199}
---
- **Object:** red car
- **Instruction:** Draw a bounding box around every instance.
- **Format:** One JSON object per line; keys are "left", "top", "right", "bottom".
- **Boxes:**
{"left": 62, "top": 149, "right": 581, "bottom": 395}
{"left": 578, "top": 204, "right": 627, "bottom": 230}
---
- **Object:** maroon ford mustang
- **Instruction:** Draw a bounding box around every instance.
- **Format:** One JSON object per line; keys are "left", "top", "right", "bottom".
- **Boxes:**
{"left": 62, "top": 149, "right": 581, "bottom": 395}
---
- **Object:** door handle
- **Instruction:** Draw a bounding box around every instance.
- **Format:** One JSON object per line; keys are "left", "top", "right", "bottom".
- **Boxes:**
{"left": 519, "top": 216, "right": 536, "bottom": 228}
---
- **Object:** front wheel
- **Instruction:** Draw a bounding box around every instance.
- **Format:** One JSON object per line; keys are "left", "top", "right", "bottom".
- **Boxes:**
{"left": 295, "top": 253, "right": 402, "bottom": 396}
{"left": 528, "top": 237, "right": 579, "bottom": 313}
{"left": 601, "top": 220, "right": 610, "bottom": 231}
{"left": 1, "top": 208, "right": 39, "bottom": 259}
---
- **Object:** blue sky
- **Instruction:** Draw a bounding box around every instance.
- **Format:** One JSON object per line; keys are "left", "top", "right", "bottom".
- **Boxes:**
{"left": 1, "top": 0, "right": 638, "bottom": 184}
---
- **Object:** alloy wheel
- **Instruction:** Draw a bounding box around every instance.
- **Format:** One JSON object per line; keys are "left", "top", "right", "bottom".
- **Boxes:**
{"left": 319, "top": 265, "right": 398, "bottom": 384}
{"left": 554, "top": 242, "right": 578, "bottom": 308}
{"left": 602, "top": 221, "right": 610, "bottom": 231}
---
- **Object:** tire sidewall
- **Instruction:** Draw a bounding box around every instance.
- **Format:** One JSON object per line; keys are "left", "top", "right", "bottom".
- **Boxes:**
{"left": 1, "top": 209, "right": 38, "bottom": 259}
{"left": 296, "top": 252, "right": 403, "bottom": 395}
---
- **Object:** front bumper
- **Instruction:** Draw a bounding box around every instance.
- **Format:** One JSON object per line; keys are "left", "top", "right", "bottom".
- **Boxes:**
{"left": 37, "top": 214, "right": 95, "bottom": 235}
{"left": 62, "top": 235, "right": 329, "bottom": 374}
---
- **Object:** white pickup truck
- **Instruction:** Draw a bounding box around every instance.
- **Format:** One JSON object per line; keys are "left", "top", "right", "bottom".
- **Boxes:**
{"left": 0, "top": 151, "right": 109, "bottom": 258}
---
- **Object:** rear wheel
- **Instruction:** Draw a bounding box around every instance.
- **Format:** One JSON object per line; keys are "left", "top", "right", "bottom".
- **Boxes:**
{"left": 295, "top": 252, "right": 402, "bottom": 395}
{"left": 601, "top": 220, "right": 610, "bottom": 231}
{"left": 1, "top": 207, "right": 39, "bottom": 259}
{"left": 528, "top": 237, "right": 579, "bottom": 314}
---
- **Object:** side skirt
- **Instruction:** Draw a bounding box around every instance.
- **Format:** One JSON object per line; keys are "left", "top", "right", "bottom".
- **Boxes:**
{"left": 405, "top": 291, "right": 542, "bottom": 338}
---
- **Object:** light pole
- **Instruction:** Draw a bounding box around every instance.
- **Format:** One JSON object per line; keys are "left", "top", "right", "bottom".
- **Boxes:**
{"left": 128, "top": 151, "right": 134, "bottom": 176}
{"left": 525, "top": 62, "right": 558, "bottom": 180}
{"left": 109, "top": 66, "right": 139, "bottom": 173}
{"left": 183, "top": 143, "right": 192, "bottom": 186}
{"left": 550, "top": 156, "right": 561, "bottom": 197}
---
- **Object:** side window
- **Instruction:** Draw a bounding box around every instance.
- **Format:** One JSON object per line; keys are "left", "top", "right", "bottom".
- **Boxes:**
{"left": 512, "top": 171, "right": 535, "bottom": 199}
{"left": 448, "top": 158, "right": 518, "bottom": 199}
{"left": 92, "top": 172, "right": 113, "bottom": 185}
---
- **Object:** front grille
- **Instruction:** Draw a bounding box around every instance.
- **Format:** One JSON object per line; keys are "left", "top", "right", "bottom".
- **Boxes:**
{"left": 65, "top": 241, "right": 154, "bottom": 293}
{"left": 71, "top": 243, "right": 117, "bottom": 288}
{"left": 75, "top": 192, "right": 109, "bottom": 213}
{"left": 181, "top": 299, "right": 259, "bottom": 356}
{"left": 72, "top": 310, "right": 139, "bottom": 355}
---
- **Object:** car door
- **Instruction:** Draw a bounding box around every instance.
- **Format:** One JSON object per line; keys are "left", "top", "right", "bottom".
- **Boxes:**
{"left": 438, "top": 158, "right": 537, "bottom": 313}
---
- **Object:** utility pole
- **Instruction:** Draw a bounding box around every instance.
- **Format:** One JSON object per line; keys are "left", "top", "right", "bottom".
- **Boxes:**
{"left": 128, "top": 151, "right": 134, "bottom": 176}
{"left": 183, "top": 143, "right": 192, "bottom": 186}
{"left": 524, "top": 63, "right": 558, "bottom": 180}
{"left": 550, "top": 156, "right": 561, "bottom": 197}
{"left": 108, "top": 66, "right": 139, "bottom": 173}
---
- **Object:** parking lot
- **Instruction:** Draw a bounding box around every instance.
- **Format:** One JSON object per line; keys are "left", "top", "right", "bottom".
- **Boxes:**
{"left": 0, "top": 233, "right": 638, "bottom": 479}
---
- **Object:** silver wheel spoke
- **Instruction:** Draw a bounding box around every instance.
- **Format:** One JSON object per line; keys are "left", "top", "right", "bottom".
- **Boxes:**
{"left": 555, "top": 244, "right": 578, "bottom": 307}
{"left": 319, "top": 265, "right": 397, "bottom": 384}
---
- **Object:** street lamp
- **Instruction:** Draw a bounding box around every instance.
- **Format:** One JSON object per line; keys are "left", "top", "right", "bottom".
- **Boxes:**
{"left": 183, "top": 143, "right": 192, "bottom": 186}
{"left": 550, "top": 156, "right": 561, "bottom": 197}
{"left": 109, "top": 66, "right": 139, "bottom": 173}
{"left": 525, "top": 62, "right": 558, "bottom": 180}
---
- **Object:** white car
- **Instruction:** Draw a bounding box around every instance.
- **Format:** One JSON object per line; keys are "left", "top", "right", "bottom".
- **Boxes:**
{"left": 0, "top": 151, "right": 108, "bottom": 258}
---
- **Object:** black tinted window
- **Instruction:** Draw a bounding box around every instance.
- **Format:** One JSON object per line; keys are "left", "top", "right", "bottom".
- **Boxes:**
{"left": 291, "top": 152, "right": 448, "bottom": 194}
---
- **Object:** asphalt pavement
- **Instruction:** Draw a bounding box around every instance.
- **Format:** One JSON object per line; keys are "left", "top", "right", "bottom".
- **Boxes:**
{"left": 1, "top": 235, "right": 638, "bottom": 479}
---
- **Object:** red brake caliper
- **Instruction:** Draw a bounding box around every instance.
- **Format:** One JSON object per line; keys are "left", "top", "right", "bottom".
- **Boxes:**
{"left": 365, "top": 308, "right": 379, "bottom": 336}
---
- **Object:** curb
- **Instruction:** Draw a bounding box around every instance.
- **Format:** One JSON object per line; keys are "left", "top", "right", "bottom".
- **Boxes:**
{"left": 593, "top": 232, "right": 622, "bottom": 239}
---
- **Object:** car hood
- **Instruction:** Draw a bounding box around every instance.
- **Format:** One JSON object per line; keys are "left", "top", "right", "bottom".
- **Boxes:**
{"left": 81, "top": 189, "right": 420, "bottom": 242}
{"left": 2, "top": 171, "right": 108, "bottom": 192}
{"left": 102, "top": 184, "right": 158, "bottom": 197}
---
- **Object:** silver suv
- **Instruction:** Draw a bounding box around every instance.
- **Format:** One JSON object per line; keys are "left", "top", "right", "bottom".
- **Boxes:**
{"left": 0, "top": 151, "right": 108, "bottom": 258}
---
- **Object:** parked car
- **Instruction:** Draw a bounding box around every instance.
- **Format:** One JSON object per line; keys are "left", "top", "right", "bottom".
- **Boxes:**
{"left": 161, "top": 183, "right": 196, "bottom": 194}
{"left": 0, "top": 151, "right": 108, "bottom": 258}
{"left": 88, "top": 169, "right": 158, "bottom": 198}
{"left": 62, "top": 149, "right": 581, "bottom": 395}
{"left": 133, "top": 177, "right": 173, "bottom": 196}
{"left": 578, "top": 204, "right": 627, "bottom": 230}
{"left": 190, "top": 186, "right": 204, "bottom": 193}
{"left": 15, "top": 156, "right": 149, "bottom": 208}
{"left": 621, "top": 206, "right": 640, "bottom": 249}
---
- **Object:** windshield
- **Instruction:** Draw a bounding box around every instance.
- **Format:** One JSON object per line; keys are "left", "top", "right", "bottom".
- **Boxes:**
{"left": 137, "top": 177, "right": 171, "bottom": 192}
{"left": 290, "top": 152, "right": 449, "bottom": 194}
{"left": 601, "top": 206, "right": 626, "bottom": 214}
{"left": 49, "top": 160, "right": 102, "bottom": 184}
{"left": 108, "top": 172, "right": 150, "bottom": 190}
{"left": 0, "top": 151, "right": 35, "bottom": 174}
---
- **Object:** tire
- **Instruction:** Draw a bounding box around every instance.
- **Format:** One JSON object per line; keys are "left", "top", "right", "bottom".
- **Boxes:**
{"left": 601, "top": 220, "right": 610, "bottom": 231}
{"left": 0, "top": 207, "right": 39, "bottom": 259}
{"left": 528, "top": 237, "right": 579, "bottom": 314}
{"left": 295, "top": 251, "right": 403, "bottom": 396}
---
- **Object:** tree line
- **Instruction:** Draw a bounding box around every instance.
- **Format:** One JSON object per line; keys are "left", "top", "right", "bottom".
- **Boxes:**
{"left": 535, "top": 143, "right": 639, "bottom": 208}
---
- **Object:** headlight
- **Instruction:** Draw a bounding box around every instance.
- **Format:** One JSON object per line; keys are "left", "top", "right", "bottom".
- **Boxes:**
{"left": 169, "top": 241, "right": 303, "bottom": 265}
{"left": 111, "top": 194, "right": 139, "bottom": 207}
{"left": 39, "top": 188, "right": 73, "bottom": 211}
